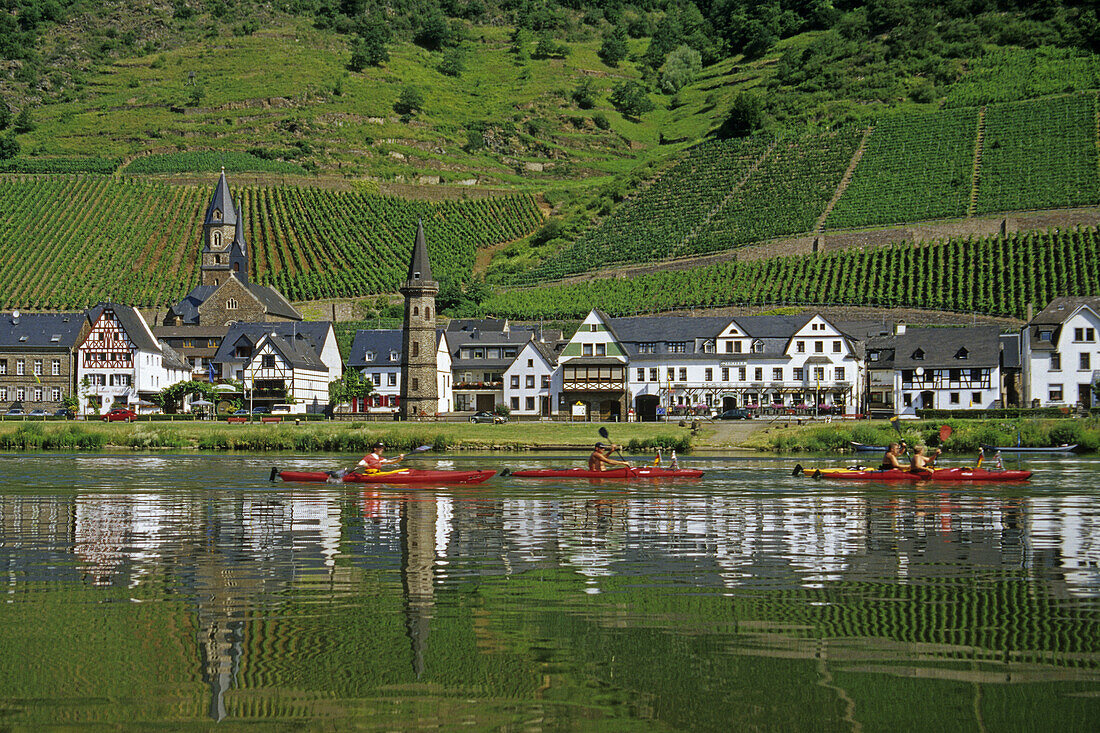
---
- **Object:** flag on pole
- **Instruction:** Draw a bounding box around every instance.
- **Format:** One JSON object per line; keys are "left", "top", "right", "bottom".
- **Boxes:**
{"left": 208, "top": 362, "right": 215, "bottom": 383}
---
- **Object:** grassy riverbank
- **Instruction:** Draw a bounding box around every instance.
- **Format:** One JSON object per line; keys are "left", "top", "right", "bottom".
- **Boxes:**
{"left": 742, "top": 419, "right": 1100, "bottom": 454}
{"left": 0, "top": 420, "right": 694, "bottom": 453}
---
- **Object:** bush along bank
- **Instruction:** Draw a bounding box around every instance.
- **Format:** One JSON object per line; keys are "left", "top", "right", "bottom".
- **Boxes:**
{"left": 754, "top": 419, "right": 1100, "bottom": 454}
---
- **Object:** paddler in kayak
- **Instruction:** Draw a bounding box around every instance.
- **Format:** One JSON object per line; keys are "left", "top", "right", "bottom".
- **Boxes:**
{"left": 350, "top": 441, "right": 406, "bottom": 475}
{"left": 908, "top": 445, "right": 941, "bottom": 476}
{"left": 879, "top": 442, "right": 908, "bottom": 471}
{"left": 588, "top": 442, "right": 631, "bottom": 472}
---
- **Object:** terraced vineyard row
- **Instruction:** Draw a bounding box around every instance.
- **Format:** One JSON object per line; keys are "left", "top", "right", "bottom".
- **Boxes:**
{"left": 945, "top": 46, "right": 1100, "bottom": 109}
{"left": 976, "top": 93, "right": 1100, "bottom": 214}
{"left": 0, "top": 177, "right": 542, "bottom": 308}
{"left": 483, "top": 227, "right": 1100, "bottom": 320}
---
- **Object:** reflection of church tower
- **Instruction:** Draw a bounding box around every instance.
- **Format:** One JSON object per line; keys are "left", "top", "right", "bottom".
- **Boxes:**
{"left": 400, "top": 496, "right": 437, "bottom": 677}
{"left": 399, "top": 220, "right": 439, "bottom": 420}
{"left": 200, "top": 169, "right": 249, "bottom": 286}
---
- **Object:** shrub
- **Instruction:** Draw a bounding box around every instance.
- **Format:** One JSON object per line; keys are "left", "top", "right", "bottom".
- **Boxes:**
{"left": 592, "top": 112, "right": 610, "bottom": 130}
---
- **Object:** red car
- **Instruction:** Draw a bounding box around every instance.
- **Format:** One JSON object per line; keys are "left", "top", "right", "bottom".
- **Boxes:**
{"left": 101, "top": 407, "right": 138, "bottom": 422}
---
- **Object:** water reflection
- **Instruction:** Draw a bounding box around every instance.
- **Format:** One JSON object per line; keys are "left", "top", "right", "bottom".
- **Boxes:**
{"left": 0, "top": 454, "right": 1097, "bottom": 728}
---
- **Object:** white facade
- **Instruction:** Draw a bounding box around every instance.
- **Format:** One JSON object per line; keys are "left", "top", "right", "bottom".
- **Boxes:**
{"left": 503, "top": 341, "right": 560, "bottom": 417}
{"left": 354, "top": 332, "right": 452, "bottom": 414}
{"left": 241, "top": 331, "right": 342, "bottom": 414}
{"left": 1025, "top": 303, "right": 1100, "bottom": 408}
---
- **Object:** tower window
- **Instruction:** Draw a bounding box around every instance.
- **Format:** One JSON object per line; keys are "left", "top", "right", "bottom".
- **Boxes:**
{"left": 213, "top": 232, "right": 221, "bottom": 248}
{"left": 233, "top": 262, "right": 239, "bottom": 272}
{"left": 213, "top": 209, "right": 221, "bottom": 221}
{"left": 413, "top": 306, "right": 419, "bottom": 316}
{"left": 411, "top": 377, "right": 419, "bottom": 391}
{"left": 412, "top": 341, "right": 419, "bottom": 357}
{"left": 425, "top": 307, "right": 431, "bottom": 319}
{"left": 414, "top": 271, "right": 421, "bottom": 279}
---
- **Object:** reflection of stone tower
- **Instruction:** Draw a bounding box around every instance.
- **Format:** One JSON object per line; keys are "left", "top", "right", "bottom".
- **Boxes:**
{"left": 399, "top": 220, "right": 439, "bottom": 420}
{"left": 400, "top": 496, "right": 437, "bottom": 677}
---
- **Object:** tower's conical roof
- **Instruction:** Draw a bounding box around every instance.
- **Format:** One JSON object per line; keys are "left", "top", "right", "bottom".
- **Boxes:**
{"left": 203, "top": 169, "right": 238, "bottom": 226}
{"left": 232, "top": 197, "right": 247, "bottom": 250}
{"left": 406, "top": 219, "right": 433, "bottom": 282}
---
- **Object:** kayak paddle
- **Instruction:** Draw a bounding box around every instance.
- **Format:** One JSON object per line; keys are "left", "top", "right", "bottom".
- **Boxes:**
{"left": 597, "top": 426, "right": 631, "bottom": 467}
{"left": 328, "top": 445, "right": 434, "bottom": 479}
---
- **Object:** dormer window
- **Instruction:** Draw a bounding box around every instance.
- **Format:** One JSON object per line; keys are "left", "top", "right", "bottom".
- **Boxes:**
{"left": 1039, "top": 329, "right": 1053, "bottom": 341}
{"left": 870, "top": 351, "right": 879, "bottom": 361}
{"left": 955, "top": 348, "right": 969, "bottom": 360}
{"left": 389, "top": 350, "right": 399, "bottom": 362}
{"left": 365, "top": 350, "right": 375, "bottom": 362}
{"left": 912, "top": 348, "right": 925, "bottom": 360}
{"left": 702, "top": 340, "right": 714, "bottom": 353}
{"left": 751, "top": 339, "right": 764, "bottom": 354}
{"left": 213, "top": 209, "right": 221, "bottom": 221}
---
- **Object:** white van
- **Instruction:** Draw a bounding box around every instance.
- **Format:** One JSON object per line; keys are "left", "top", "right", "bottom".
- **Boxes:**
{"left": 271, "top": 404, "right": 293, "bottom": 415}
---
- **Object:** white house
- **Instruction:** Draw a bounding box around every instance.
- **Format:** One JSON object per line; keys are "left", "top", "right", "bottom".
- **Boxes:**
{"left": 347, "top": 329, "right": 452, "bottom": 414}
{"left": 76, "top": 303, "right": 190, "bottom": 415}
{"left": 502, "top": 339, "right": 564, "bottom": 418}
{"left": 558, "top": 310, "right": 630, "bottom": 421}
{"left": 1024, "top": 297, "right": 1100, "bottom": 408}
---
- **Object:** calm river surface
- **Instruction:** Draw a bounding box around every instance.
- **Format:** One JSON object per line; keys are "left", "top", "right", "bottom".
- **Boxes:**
{"left": 0, "top": 452, "right": 1098, "bottom": 730}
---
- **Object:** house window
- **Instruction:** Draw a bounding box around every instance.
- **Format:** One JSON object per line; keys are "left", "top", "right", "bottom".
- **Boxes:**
{"left": 527, "top": 359, "right": 534, "bottom": 368}
{"left": 388, "top": 373, "right": 397, "bottom": 387}
{"left": 721, "top": 367, "right": 729, "bottom": 381}
{"left": 526, "top": 396, "right": 535, "bottom": 411}
{"left": 794, "top": 367, "right": 803, "bottom": 380}
{"left": 725, "top": 342, "right": 733, "bottom": 353}
{"left": 972, "top": 392, "right": 982, "bottom": 404}
{"left": 751, "top": 340, "right": 764, "bottom": 354}
{"left": 950, "top": 392, "right": 960, "bottom": 404}
{"left": 510, "top": 375, "right": 520, "bottom": 388}
{"left": 1049, "top": 384, "right": 1063, "bottom": 402}
{"left": 0, "top": 388, "right": 6, "bottom": 401}
{"left": 33, "top": 360, "right": 41, "bottom": 375}
{"left": 1075, "top": 327, "right": 1085, "bottom": 341}
{"left": 526, "top": 375, "right": 535, "bottom": 388}
{"left": 833, "top": 340, "right": 842, "bottom": 353}
{"left": 0, "top": 361, "right": 5, "bottom": 375}
{"left": 796, "top": 341, "right": 805, "bottom": 353}
{"left": 51, "top": 388, "right": 61, "bottom": 401}
{"left": 773, "top": 368, "right": 783, "bottom": 380}
{"left": 371, "top": 373, "right": 381, "bottom": 385}
{"left": 390, "top": 351, "right": 399, "bottom": 362}
{"left": 734, "top": 341, "right": 743, "bottom": 353}
{"left": 226, "top": 299, "right": 238, "bottom": 310}
{"left": 16, "top": 387, "right": 24, "bottom": 401}
{"left": 541, "top": 375, "right": 550, "bottom": 388}
{"left": 595, "top": 344, "right": 606, "bottom": 357}
{"left": 511, "top": 397, "right": 519, "bottom": 410}
{"left": 754, "top": 367, "right": 763, "bottom": 381}
{"left": 949, "top": 368, "right": 961, "bottom": 381}
{"left": 639, "top": 343, "right": 656, "bottom": 354}
{"left": 813, "top": 367, "right": 825, "bottom": 380}
{"left": 738, "top": 367, "right": 746, "bottom": 381}
{"left": 678, "top": 368, "right": 687, "bottom": 381}
{"left": 650, "top": 368, "right": 658, "bottom": 381}
{"left": 1051, "top": 352, "right": 1061, "bottom": 370}
{"left": 1081, "top": 353, "right": 1091, "bottom": 370}
{"left": 971, "top": 368, "right": 983, "bottom": 381}
{"left": 903, "top": 393, "right": 912, "bottom": 407}
{"left": 705, "top": 368, "right": 713, "bottom": 381}
{"left": 702, "top": 341, "right": 714, "bottom": 353}
{"left": 666, "top": 368, "right": 675, "bottom": 381}
{"left": 668, "top": 342, "right": 686, "bottom": 353}
{"left": 16, "top": 360, "right": 24, "bottom": 376}
{"left": 261, "top": 355, "right": 275, "bottom": 368}
{"left": 582, "top": 344, "right": 593, "bottom": 357}
{"left": 33, "top": 387, "right": 42, "bottom": 401}
{"left": 637, "top": 368, "right": 645, "bottom": 381}
{"left": 815, "top": 341, "right": 824, "bottom": 353}
{"left": 835, "top": 367, "right": 845, "bottom": 381}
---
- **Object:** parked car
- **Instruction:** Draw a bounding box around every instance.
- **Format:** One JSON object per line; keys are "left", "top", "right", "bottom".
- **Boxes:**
{"left": 251, "top": 406, "right": 270, "bottom": 415}
{"left": 271, "top": 404, "right": 293, "bottom": 415}
{"left": 716, "top": 408, "right": 752, "bottom": 420}
{"left": 101, "top": 407, "right": 139, "bottom": 422}
{"left": 232, "top": 408, "right": 250, "bottom": 416}
{"left": 469, "top": 410, "right": 507, "bottom": 424}
{"left": 28, "top": 409, "right": 48, "bottom": 417}
{"left": 53, "top": 408, "right": 74, "bottom": 419}
{"left": 4, "top": 408, "right": 24, "bottom": 416}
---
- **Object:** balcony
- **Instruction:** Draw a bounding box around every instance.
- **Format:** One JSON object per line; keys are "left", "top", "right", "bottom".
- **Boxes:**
{"left": 454, "top": 381, "right": 502, "bottom": 390}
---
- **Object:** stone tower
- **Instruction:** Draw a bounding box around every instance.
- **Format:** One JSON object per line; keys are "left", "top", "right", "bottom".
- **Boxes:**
{"left": 201, "top": 169, "right": 243, "bottom": 287}
{"left": 399, "top": 220, "right": 439, "bottom": 419}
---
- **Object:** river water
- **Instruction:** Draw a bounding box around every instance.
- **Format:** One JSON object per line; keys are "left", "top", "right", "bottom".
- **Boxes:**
{"left": 0, "top": 452, "right": 1097, "bottom": 730}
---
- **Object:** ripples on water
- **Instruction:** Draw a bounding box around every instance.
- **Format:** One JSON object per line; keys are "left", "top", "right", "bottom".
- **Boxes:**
{"left": 0, "top": 452, "right": 1097, "bottom": 730}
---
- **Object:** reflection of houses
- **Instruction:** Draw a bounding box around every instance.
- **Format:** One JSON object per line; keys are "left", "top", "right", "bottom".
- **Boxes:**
{"left": 0, "top": 311, "right": 87, "bottom": 412}
{"left": 347, "top": 329, "right": 452, "bottom": 414}
{"left": 1023, "top": 296, "right": 1100, "bottom": 408}
{"left": 77, "top": 303, "right": 191, "bottom": 414}
{"left": 213, "top": 322, "right": 341, "bottom": 414}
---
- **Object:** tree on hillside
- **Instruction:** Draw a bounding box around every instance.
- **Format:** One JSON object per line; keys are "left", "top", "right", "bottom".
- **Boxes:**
{"left": 717, "top": 90, "right": 764, "bottom": 138}
{"left": 348, "top": 17, "right": 390, "bottom": 70}
{"left": 13, "top": 108, "right": 33, "bottom": 134}
{"left": 0, "top": 100, "right": 10, "bottom": 130}
{"left": 438, "top": 45, "right": 466, "bottom": 76}
{"left": 510, "top": 27, "right": 532, "bottom": 61}
{"left": 416, "top": 7, "right": 452, "bottom": 50}
{"left": 659, "top": 44, "right": 702, "bottom": 94}
{"left": 610, "top": 80, "right": 654, "bottom": 119}
{"left": 0, "top": 132, "right": 18, "bottom": 160}
{"left": 394, "top": 85, "right": 424, "bottom": 116}
{"left": 571, "top": 77, "right": 597, "bottom": 109}
{"left": 533, "top": 33, "right": 569, "bottom": 59}
{"left": 598, "top": 24, "right": 629, "bottom": 67}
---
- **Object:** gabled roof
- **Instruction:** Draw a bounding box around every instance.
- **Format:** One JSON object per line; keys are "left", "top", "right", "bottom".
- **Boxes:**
{"left": 348, "top": 329, "right": 404, "bottom": 369}
{"left": 1031, "top": 296, "right": 1100, "bottom": 326}
{"left": 259, "top": 333, "right": 327, "bottom": 371}
{"left": 158, "top": 341, "right": 191, "bottom": 372}
{"left": 167, "top": 278, "right": 301, "bottom": 325}
{"left": 406, "top": 219, "right": 433, "bottom": 282}
{"left": 893, "top": 326, "right": 1001, "bottom": 368}
{"left": 213, "top": 321, "right": 332, "bottom": 364}
{"left": 203, "top": 170, "right": 238, "bottom": 228}
{"left": 0, "top": 312, "right": 85, "bottom": 349}
{"left": 85, "top": 303, "right": 159, "bottom": 352}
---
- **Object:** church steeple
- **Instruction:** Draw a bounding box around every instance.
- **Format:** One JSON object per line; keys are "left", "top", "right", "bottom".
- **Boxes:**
{"left": 201, "top": 169, "right": 240, "bottom": 287}
{"left": 229, "top": 197, "right": 249, "bottom": 282}
{"left": 399, "top": 219, "right": 439, "bottom": 420}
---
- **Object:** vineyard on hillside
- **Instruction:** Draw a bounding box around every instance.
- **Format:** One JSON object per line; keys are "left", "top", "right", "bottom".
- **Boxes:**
{"left": 0, "top": 177, "right": 541, "bottom": 309}
{"left": 824, "top": 108, "right": 978, "bottom": 228}
{"left": 976, "top": 93, "right": 1099, "bottom": 214}
{"left": 482, "top": 228, "right": 1100, "bottom": 320}
{"left": 945, "top": 47, "right": 1100, "bottom": 108}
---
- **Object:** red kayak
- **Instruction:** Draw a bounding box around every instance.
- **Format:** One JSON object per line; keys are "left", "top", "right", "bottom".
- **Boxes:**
{"left": 799, "top": 466, "right": 1031, "bottom": 481}
{"left": 507, "top": 467, "right": 704, "bottom": 479}
{"left": 274, "top": 468, "right": 496, "bottom": 485}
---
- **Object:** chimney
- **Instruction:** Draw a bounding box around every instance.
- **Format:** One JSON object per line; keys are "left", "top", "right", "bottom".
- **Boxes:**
{"left": 894, "top": 322, "right": 906, "bottom": 336}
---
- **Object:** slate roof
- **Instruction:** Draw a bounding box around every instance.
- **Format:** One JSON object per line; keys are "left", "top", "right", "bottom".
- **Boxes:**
{"left": 349, "top": 329, "right": 404, "bottom": 369}
{"left": 213, "top": 321, "right": 332, "bottom": 365}
{"left": 203, "top": 171, "right": 238, "bottom": 228}
{"left": 167, "top": 278, "right": 301, "bottom": 324}
{"left": 0, "top": 312, "right": 85, "bottom": 349}
{"left": 406, "top": 219, "right": 433, "bottom": 282}
{"left": 447, "top": 318, "right": 508, "bottom": 332}
{"left": 86, "top": 303, "right": 159, "bottom": 352}
{"left": 893, "top": 326, "right": 1001, "bottom": 369}
{"left": 158, "top": 341, "right": 191, "bottom": 372}
{"left": 999, "top": 333, "right": 1022, "bottom": 369}
{"left": 263, "top": 333, "right": 327, "bottom": 371}
{"left": 1031, "top": 296, "right": 1100, "bottom": 325}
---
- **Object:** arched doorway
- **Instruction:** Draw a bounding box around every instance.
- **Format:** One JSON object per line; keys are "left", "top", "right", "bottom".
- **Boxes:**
{"left": 635, "top": 395, "right": 659, "bottom": 422}
{"left": 722, "top": 395, "right": 737, "bottom": 411}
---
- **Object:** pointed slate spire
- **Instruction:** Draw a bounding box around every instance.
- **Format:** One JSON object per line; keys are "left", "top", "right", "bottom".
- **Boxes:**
{"left": 406, "top": 218, "right": 433, "bottom": 282}
{"left": 232, "top": 197, "right": 246, "bottom": 248}
{"left": 203, "top": 168, "right": 238, "bottom": 226}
